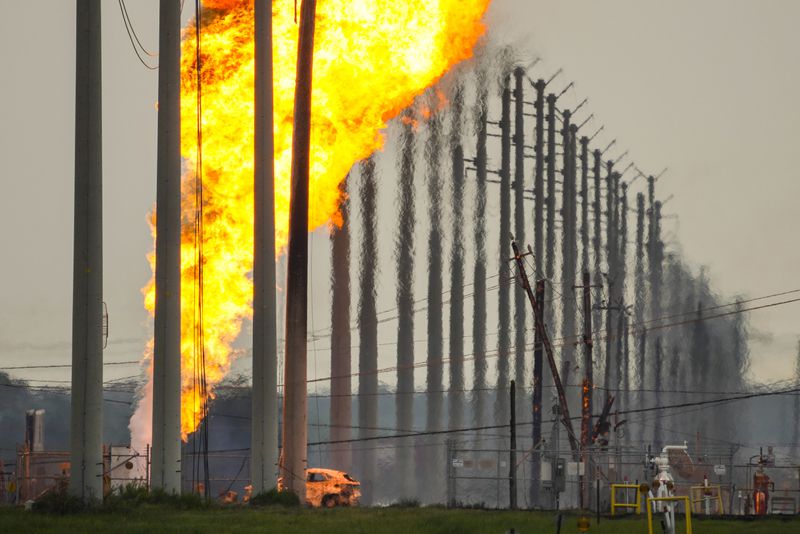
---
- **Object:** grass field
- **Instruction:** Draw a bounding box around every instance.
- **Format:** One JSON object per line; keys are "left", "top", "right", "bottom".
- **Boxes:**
{"left": 1, "top": 506, "right": 798, "bottom": 534}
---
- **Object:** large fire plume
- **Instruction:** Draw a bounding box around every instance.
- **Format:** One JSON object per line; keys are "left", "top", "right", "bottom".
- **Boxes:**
{"left": 133, "top": 0, "right": 491, "bottom": 441}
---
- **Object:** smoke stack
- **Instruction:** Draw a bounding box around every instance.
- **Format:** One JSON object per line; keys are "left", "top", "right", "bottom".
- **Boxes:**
{"left": 71, "top": 0, "right": 104, "bottom": 501}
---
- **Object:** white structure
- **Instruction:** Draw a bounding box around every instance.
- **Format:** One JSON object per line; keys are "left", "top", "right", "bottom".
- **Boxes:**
{"left": 648, "top": 444, "right": 688, "bottom": 534}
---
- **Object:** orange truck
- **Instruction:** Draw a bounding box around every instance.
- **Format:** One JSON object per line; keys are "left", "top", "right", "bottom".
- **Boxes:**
{"left": 279, "top": 468, "right": 361, "bottom": 507}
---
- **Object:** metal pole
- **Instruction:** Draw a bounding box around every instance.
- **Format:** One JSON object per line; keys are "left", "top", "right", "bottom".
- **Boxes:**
{"left": 70, "top": 0, "right": 103, "bottom": 502}
{"left": 151, "top": 0, "right": 182, "bottom": 495}
{"left": 281, "top": 0, "right": 317, "bottom": 500}
{"left": 510, "top": 380, "right": 517, "bottom": 510}
{"left": 252, "top": 0, "right": 279, "bottom": 493}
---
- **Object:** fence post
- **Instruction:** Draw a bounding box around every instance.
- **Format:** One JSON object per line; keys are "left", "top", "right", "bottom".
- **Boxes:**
{"left": 446, "top": 439, "right": 455, "bottom": 507}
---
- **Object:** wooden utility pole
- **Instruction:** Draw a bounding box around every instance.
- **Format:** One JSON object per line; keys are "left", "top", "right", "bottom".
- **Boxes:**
{"left": 510, "top": 241, "right": 579, "bottom": 459}
{"left": 577, "top": 271, "right": 599, "bottom": 509}
{"left": 282, "top": 0, "right": 317, "bottom": 499}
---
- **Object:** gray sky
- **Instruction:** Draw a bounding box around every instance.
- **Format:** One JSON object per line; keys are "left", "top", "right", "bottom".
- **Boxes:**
{"left": 0, "top": 0, "right": 797, "bottom": 391}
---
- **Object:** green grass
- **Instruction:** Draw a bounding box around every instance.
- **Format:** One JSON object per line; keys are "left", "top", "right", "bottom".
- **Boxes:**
{"left": 0, "top": 506, "right": 797, "bottom": 533}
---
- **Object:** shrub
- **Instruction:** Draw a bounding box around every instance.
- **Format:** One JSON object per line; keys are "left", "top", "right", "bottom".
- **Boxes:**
{"left": 390, "top": 498, "right": 421, "bottom": 508}
{"left": 250, "top": 488, "right": 301, "bottom": 507}
{"left": 32, "top": 483, "right": 88, "bottom": 515}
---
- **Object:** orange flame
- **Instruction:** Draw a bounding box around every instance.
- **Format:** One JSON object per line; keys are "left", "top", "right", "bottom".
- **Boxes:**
{"left": 140, "top": 0, "right": 491, "bottom": 440}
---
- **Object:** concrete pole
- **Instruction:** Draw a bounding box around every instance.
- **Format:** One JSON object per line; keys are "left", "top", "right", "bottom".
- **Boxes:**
{"left": 579, "top": 137, "right": 590, "bottom": 273}
{"left": 151, "top": 0, "right": 182, "bottom": 495}
{"left": 591, "top": 150, "right": 603, "bottom": 373}
{"left": 329, "top": 180, "right": 351, "bottom": 473}
{"left": 533, "top": 80, "right": 546, "bottom": 277}
{"left": 395, "top": 120, "right": 416, "bottom": 497}
{"left": 282, "top": 0, "right": 317, "bottom": 499}
{"left": 559, "top": 110, "right": 575, "bottom": 387}
{"left": 602, "top": 162, "right": 615, "bottom": 389}
{"left": 496, "top": 76, "right": 512, "bottom": 432}
{"left": 251, "top": 0, "right": 279, "bottom": 492}
{"left": 70, "top": 0, "right": 103, "bottom": 501}
{"left": 512, "top": 68, "right": 526, "bottom": 402}
{"left": 472, "top": 85, "right": 488, "bottom": 429}
{"left": 633, "top": 193, "right": 647, "bottom": 444}
{"left": 529, "top": 280, "right": 545, "bottom": 507}
{"left": 545, "top": 94, "right": 557, "bottom": 286}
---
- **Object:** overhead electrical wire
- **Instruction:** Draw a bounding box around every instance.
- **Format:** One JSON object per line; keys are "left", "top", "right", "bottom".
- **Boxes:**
{"left": 117, "top": 0, "right": 158, "bottom": 70}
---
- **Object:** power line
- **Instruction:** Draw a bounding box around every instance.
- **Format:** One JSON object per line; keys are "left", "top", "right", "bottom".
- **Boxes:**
{"left": 0, "top": 360, "right": 140, "bottom": 371}
{"left": 305, "top": 385, "right": 800, "bottom": 447}
{"left": 117, "top": 0, "right": 157, "bottom": 70}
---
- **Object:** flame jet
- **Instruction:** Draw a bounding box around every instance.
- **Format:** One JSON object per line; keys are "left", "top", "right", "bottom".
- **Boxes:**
{"left": 133, "top": 0, "right": 491, "bottom": 441}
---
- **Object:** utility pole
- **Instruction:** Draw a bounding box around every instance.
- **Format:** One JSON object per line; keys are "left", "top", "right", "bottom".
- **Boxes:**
{"left": 532, "top": 80, "right": 546, "bottom": 278}
{"left": 472, "top": 84, "right": 488, "bottom": 430}
{"left": 251, "top": 0, "right": 279, "bottom": 492}
{"left": 510, "top": 241, "right": 580, "bottom": 459}
{"left": 509, "top": 380, "right": 517, "bottom": 510}
{"left": 281, "top": 0, "right": 317, "bottom": 499}
{"left": 496, "top": 75, "right": 512, "bottom": 433}
{"left": 530, "top": 279, "right": 545, "bottom": 507}
{"left": 152, "top": 0, "right": 182, "bottom": 495}
{"left": 577, "top": 272, "right": 599, "bottom": 509}
{"left": 513, "top": 68, "right": 527, "bottom": 409}
{"left": 70, "top": 0, "right": 103, "bottom": 501}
